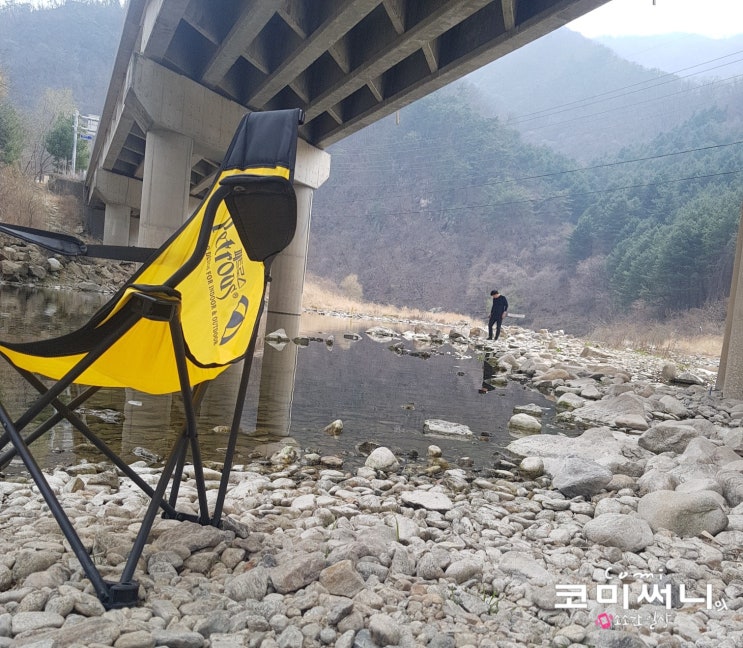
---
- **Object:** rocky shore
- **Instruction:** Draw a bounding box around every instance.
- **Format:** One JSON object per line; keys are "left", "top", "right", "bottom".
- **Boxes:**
{"left": 1, "top": 237, "right": 742, "bottom": 647}
{"left": 0, "top": 236, "right": 135, "bottom": 293}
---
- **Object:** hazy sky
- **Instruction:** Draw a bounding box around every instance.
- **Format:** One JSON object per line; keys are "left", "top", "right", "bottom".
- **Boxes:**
{"left": 568, "top": 0, "right": 743, "bottom": 39}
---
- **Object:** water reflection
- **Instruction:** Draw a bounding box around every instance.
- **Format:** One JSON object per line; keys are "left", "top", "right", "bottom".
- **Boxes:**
{"left": 0, "top": 287, "right": 559, "bottom": 472}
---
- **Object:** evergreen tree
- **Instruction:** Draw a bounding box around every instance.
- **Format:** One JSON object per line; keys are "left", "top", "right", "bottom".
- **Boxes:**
{"left": 0, "top": 102, "right": 23, "bottom": 165}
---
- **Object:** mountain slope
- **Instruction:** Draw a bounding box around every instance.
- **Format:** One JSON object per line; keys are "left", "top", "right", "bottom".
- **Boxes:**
{"left": 464, "top": 28, "right": 725, "bottom": 161}
{"left": 0, "top": 1, "right": 124, "bottom": 115}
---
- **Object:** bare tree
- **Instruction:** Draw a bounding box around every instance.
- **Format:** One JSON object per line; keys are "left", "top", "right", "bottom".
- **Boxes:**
{"left": 22, "top": 87, "right": 76, "bottom": 180}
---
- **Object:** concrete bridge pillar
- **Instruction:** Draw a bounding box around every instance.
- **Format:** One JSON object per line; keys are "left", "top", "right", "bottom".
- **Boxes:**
{"left": 137, "top": 129, "right": 193, "bottom": 248}
{"left": 102, "top": 203, "right": 131, "bottom": 246}
{"left": 256, "top": 142, "right": 331, "bottom": 437}
{"left": 716, "top": 208, "right": 743, "bottom": 398}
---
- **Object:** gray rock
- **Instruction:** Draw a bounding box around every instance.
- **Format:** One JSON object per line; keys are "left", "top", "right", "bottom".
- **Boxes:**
{"left": 661, "top": 363, "right": 677, "bottom": 382}
{"left": 389, "top": 547, "right": 415, "bottom": 576}
{"left": 583, "top": 513, "right": 654, "bottom": 551}
{"left": 114, "top": 630, "right": 156, "bottom": 648}
{"left": 193, "top": 611, "right": 233, "bottom": 638}
{"left": 150, "top": 629, "right": 205, "bottom": 648}
{"left": 508, "top": 427, "right": 644, "bottom": 469}
{"left": 585, "top": 629, "right": 649, "bottom": 647}
{"left": 400, "top": 490, "right": 453, "bottom": 511}
{"left": 28, "top": 617, "right": 122, "bottom": 647}
{"left": 573, "top": 392, "right": 650, "bottom": 428}
{"left": 416, "top": 553, "right": 444, "bottom": 580}
{"left": 10, "top": 611, "right": 64, "bottom": 635}
{"left": 716, "top": 470, "right": 743, "bottom": 507}
{"left": 721, "top": 427, "right": 743, "bottom": 453}
{"left": 637, "top": 489, "right": 728, "bottom": 537}
{"left": 225, "top": 567, "right": 269, "bottom": 602}
{"left": 676, "top": 477, "right": 722, "bottom": 495}
{"left": 368, "top": 613, "right": 401, "bottom": 646}
{"left": 638, "top": 468, "right": 678, "bottom": 495}
{"left": 551, "top": 457, "right": 613, "bottom": 498}
{"left": 499, "top": 551, "right": 551, "bottom": 586}
{"left": 153, "top": 521, "right": 229, "bottom": 553}
{"left": 319, "top": 560, "right": 365, "bottom": 597}
{"left": 270, "top": 552, "right": 327, "bottom": 594}
{"left": 673, "top": 371, "right": 705, "bottom": 385}
{"left": 556, "top": 392, "right": 586, "bottom": 411}
{"left": 519, "top": 456, "right": 544, "bottom": 478}
{"left": 12, "top": 551, "right": 60, "bottom": 582}
{"left": 444, "top": 558, "right": 482, "bottom": 584}
{"left": 658, "top": 394, "right": 690, "bottom": 418}
{"left": 638, "top": 421, "right": 699, "bottom": 454}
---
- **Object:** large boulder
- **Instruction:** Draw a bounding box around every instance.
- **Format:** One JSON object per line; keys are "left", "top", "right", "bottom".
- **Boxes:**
{"left": 507, "top": 427, "right": 647, "bottom": 475}
{"left": 551, "top": 457, "right": 613, "bottom": 498}
{"left": 716, "top": 470, "right": 743, "bottom": 507}
{"left": 583, "top": 513, "right": 654, "bottom": 552}
{"left": 571, "top": 392, "right": 650, "bottom": 429}
{"left": 637, "top": 490, "right": 728, "bottom": 537}
{"left": 638, "top": 421, "right": 699, "bottom": 454}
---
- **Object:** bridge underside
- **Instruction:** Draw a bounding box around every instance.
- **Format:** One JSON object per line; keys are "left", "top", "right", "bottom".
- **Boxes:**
{"left": 86, "top": 0, "right": 610, "bottom": 211}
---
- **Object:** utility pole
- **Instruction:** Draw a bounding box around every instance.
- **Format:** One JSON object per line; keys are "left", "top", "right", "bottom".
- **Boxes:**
{"left": 71, "top": 110, "right": 79, "bottom": 176}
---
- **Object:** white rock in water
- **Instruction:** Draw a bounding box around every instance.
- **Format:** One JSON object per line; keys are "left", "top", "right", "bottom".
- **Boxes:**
{"left": 366, "top": 326, "right": 397, "bottom": 338}
{"left": 266, "top": 328, "right": 290, "bottom": 342}
{"left": 423, "top": 419, "right": 473, "bottom": 438}
{"left": 365, "top": 446, "right": 400, "bottom": 471}
{"left": 323, "top": 419, "right": 343, "bottom": 435}
{"left": 508, "top": 413, "right": 542, "bottom": 435}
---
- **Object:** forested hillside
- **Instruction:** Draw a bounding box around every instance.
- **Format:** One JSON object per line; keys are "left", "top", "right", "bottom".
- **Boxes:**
{"left": 2, "top": 1, "right": 742, "bottom": 335}
{"left": 0, "top": 0, "right": 123, "bottom": 115}
{"left": 309, "top": 84, "right": 743, "bottom": 333}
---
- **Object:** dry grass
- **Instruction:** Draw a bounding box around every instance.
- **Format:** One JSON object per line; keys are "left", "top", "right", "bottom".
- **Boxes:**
{"left": 302, "top": 273, "right": 473, "bottom": 328}
{"left": 0, "top": 167, "right": 52, "bottom": 228}
{"left": 588, "top": 308, "right": 726, "bottom": 360}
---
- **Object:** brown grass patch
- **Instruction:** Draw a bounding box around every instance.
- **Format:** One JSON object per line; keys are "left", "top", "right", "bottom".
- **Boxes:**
{"left": 0, "top": 167, "right": 52, "bottom": 228}
{"left": 303, "top": 273, "right": 473, "bottom": 328}
{"left": 589, "top": 307, "right": 726, "bottom": 360}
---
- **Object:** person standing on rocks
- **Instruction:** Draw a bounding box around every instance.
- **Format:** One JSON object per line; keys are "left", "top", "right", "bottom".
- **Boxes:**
{"left": 488, "top": 289, "right": 508, "bottom": 340}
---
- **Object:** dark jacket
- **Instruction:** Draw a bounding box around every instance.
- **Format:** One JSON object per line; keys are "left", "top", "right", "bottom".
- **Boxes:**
{"left": 489, "top": 295, "right": 508, "bottom": 321}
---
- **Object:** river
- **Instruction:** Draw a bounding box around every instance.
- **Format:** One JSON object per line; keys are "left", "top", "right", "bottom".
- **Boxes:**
{"left": 0, "top": 286, "right": 561, "bottom": 473}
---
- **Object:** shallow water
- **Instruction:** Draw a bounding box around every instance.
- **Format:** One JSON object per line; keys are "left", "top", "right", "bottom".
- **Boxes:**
{"left": 0, "top": 286, "right": 560, "bottom": 472}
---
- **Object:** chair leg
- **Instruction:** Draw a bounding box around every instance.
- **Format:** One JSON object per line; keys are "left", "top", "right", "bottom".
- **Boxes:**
{"left": 0, "top": 400, "right": 138, "bottom": 608}
{"left": 119, "top": 433, "right": 189, "bottom": 586}
{"left": 168, "top": 317, "right": 210, "bottom": 524}
{"left": 212, "top": 329, "right": 259, "bottom": 526}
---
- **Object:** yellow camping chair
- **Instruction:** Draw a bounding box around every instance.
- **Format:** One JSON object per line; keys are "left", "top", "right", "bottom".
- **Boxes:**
{"left": 0, "top": 108, "right": 303, "bottom": 608}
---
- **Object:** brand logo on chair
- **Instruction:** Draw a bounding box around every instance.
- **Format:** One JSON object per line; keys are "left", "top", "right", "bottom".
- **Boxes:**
{"left": 212, "top": 218, "right": 247, "bottom": 300}
{"left": 220, "top": 296, "right": 249, "bottom": 345}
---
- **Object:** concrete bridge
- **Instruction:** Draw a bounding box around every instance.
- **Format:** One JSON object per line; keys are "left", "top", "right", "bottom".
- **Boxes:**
{"left": 83, "top": 0, "right": 743, "bottom": 403}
